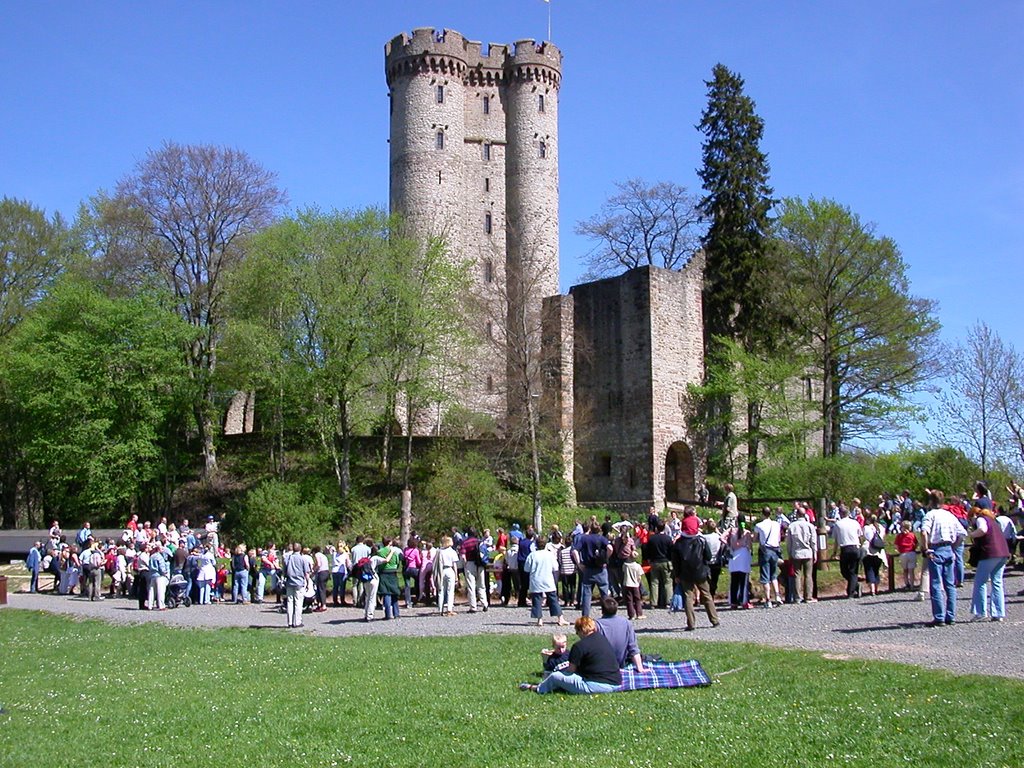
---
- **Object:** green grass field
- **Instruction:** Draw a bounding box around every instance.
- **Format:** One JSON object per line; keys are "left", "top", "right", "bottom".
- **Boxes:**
{"left": 1, "top": 611, "right": 1021, "bottom": 767}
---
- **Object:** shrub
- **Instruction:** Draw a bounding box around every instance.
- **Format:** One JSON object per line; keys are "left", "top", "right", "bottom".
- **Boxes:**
{"left": 228, "top": 479, "right": 334, "bottom": 548}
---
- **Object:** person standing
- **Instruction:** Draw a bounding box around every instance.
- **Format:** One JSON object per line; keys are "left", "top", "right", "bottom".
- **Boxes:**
{"left": 642, "top": 521, "right": 673, "bottom": 610}
{"left": 717, "top": 483, "right": 739, "bottom": 531}
{"left": 968, "top": 506, "right": 1010, "bottom": 622}
{"left": 671, "top": 511, "right": 720, "bottom": 631}
{"left": 524, "top": 535, "right": 568, "bottom": 627}
{"left": 148, "top": 544, "right": 170, "bottom": 610}
{"left": 754, "top": 506, "right": 783, "bottom": 607}
{"left": 284, "top": 542, "right": 311, "bottom": 628}
{"left": 832, "top": 509, "right": 863, "bottom": 598}
{"left": 26, "top": 541, "right": 42, "bottom": 593}
{"left": 515, "top": 526, "right": 535, "bottom": 608}
{"left": 574, "top": 523, "right": 612, "bottom": 617}
{"left": 376, "top": 537, "right": 402, "bottom": 620}
{"left": 861, "top": 515, "right": 887, "bottom": 596}
{"left": 786, "top": 509, "right": 817, "bottom": 602}
{"left": 459, "top": 529, "right": 488, "bottom": 613}
{"left": 232, "top": 545, "right": 251, "bottom": 605}
{"left": 726, "top": 518, "right": 754, "bottom": 609}
{"left": 921, "top": 496, "right": 965, "bottom": 626}
{"left": 433, "top": 536, "right": 459, "bottom": 616}
{"left": 349, "top": 536, "right": 371, "bottom": 608}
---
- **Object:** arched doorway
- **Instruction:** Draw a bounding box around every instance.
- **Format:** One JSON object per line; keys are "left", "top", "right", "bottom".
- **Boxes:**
{"left": 664, "top": 441, "right": 695, "bottom": 504}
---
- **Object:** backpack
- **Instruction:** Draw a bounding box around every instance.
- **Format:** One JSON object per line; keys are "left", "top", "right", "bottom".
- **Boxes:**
{"left": 355, "top": 557, "right": 375, "bottom": 582}
{"left": 677, "top": 536, "right": 709, "bottom": 583}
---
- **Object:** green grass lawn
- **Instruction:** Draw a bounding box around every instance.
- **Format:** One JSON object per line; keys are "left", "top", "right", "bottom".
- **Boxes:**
{"left": 1, "top": 611, "right": 1020, "bottom": 768}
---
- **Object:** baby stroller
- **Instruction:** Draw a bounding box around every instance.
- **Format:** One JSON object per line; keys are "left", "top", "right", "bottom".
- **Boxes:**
{"left": 166, "top": 574, "right": 192, "bottom": 608}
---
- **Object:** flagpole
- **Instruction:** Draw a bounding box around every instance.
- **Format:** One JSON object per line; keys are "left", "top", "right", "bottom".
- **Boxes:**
{"left": 547, "top": 0, "right": 552, "bottom": 41}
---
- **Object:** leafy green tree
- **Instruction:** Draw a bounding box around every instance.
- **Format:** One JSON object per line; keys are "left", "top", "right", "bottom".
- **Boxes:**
{"left": 689, "top": 337, "right": 818, "bottom": 492}
{"left": 696, "top": 64, "right": 779, "bottom": 481}
{"left": 3, "top": 279, "right": 192, "bottom": 522}
{"left": 0, "top": 198, "right": 74, "bottom": 527}
{"left": 775, "top": 197, "right": 941, "bottom": 455}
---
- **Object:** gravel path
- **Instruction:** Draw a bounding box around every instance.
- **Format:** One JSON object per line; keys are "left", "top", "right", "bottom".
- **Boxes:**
{"left": 5, "top": 570, "right": 1023, "bottom": 680}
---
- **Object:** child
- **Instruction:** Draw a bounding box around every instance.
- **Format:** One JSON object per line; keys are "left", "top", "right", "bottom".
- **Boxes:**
{"left": 541, "top": 633, "right": 570, "bottom": 675}
{"left": 781, "top": 558, "right": 798, "bottom": 604}
{"left": 622, "top": 554, "right": 646, "bottom": 620}
{"left": 214, "top": 564, "right": 229, "bottom": 602}
{"left": 894, "top": 520, "right": 918, "bottom": 590}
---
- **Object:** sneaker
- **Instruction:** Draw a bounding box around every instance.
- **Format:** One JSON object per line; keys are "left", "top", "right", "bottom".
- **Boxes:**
{"left": 518, "top": 683, "right": 535, "bottom": 691}
{"left": 991, "top": 617, "right": 1005, "bottom": 623}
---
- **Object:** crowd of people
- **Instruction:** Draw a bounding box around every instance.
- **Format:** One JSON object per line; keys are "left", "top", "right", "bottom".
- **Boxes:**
{"left": 22, "top": 481, "right": 1023, "bottom": 642}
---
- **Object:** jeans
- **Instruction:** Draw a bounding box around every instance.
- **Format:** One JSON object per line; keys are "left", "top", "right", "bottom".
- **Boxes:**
{"left": 233, "top": 570, "right": 249, "bottom": 603}
{"left": 758, "top": 547, "right": 780, "bottom": 585}
{"left": 952, "top": 540, "right": 966, "bottom": 586}
{"left": 926, "top": 544, "right": 956, "bottom": 623}
{"left": 332, "top": 572, "right": 347, "bottom": 604}
{"left": 971, "top": 556, "right": 1008, "bottom": 619}
{"left": 29, "top": 569, "right": 39, "bottom": 593}
{"left": 257, "top": 571, "right": 270, "bottom": 602}
{"left": 198, "top": 578, "right": 212, "bottom": 605}
{"left": 382, "top": 593, "right": 400, "bottom": 619}
{"left": 579, "top": 565, "right": 609, "bottom": 617}
{"left": 402, "top": 567, "right": 418, "bottom": 606}
{"left": 537, "top": 671, "right": 618, "bottom": 695}
{"left": 363, "top": 578, "right": 380, "bottom": 620}
{"left": 530, "top": 591, "right": 563, "bottom": 620}
{"left": 729, "top": 572, "right": 749, "bottom": 607}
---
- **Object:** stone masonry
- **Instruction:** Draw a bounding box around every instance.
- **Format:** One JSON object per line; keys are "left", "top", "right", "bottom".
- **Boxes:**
{"left": 386, "top": 29, "right": 705, "bottom": 511}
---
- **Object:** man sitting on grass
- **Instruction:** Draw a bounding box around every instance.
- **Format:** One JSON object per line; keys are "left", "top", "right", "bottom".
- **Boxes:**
{"left": 595, "top": 596, "right": 646, "bottom": 671}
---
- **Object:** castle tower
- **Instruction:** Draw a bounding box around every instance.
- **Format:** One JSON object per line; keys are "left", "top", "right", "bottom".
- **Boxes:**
{"left": 385, "top": 29, "right": 562, "bottom": 433}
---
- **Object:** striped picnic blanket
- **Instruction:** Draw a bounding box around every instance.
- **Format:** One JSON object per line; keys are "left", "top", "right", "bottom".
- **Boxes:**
{"left": 616, "top": 660, "right": 712, "bottom": 692}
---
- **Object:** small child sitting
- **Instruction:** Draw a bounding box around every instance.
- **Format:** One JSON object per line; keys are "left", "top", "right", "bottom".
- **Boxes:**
{"left": 541, "top": 633, "right": 570, "bottom": 675}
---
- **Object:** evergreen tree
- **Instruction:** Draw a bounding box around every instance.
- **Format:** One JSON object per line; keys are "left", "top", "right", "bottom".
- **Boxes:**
{"left": 697, "top": 64, "right": 776, "bottom": 350}
{"left": 696, "top": 64, "right": 778, "bottom": 483}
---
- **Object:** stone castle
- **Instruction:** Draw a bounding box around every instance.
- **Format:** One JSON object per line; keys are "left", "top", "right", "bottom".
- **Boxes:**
{"left": 384, "top": 28, "right": 706, "bottom": 512}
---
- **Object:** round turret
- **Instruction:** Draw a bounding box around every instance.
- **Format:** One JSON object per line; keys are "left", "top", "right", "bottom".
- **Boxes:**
{"left": 386, "top": 29, "right": 468, "bottom": 247}
{"left": 504, "top": 39, "right": 562, "bottom": 311}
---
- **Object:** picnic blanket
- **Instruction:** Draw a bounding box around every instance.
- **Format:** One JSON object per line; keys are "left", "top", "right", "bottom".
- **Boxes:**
{"left": 616, "top": 660, "right": 712, "bottom": 692}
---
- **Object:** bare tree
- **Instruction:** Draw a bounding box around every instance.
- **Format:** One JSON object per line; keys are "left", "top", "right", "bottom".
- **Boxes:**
{"left": 575, "top": 178, "right": 703, "bottom": 279}
{"left": 930, "top": 322, "right": 1010, "bottom": 476}
{"left": 114, "top": 142, "right": 286, "bottom": 478}
{"left": 993, "top": 335, "right": 1024, "bottom": 472}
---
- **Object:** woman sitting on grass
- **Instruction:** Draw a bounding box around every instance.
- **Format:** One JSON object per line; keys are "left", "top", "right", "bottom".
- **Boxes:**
{"left": 519, "top": 617, "right": 621, "bottom": 695}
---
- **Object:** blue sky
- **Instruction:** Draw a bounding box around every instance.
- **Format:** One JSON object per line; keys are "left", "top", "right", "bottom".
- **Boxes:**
{"left": 2, "top": 1, "right": 1022, "bottom": 441}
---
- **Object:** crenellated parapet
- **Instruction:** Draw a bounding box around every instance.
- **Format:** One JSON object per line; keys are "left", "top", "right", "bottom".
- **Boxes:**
{"left": 385, "top": 29, "right": 561, "bottom": 89}
{"left": 385, "top": 28, "right": 469, "bottom": 86}
{"left": 506, "top": 39, "right": 562, "bottom": 88}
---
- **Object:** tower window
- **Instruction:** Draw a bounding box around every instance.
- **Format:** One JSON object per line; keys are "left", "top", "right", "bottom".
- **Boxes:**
{"left": 484, "top": 259, "right": 493, "bottom": 283}
{"left": 484, "top": 177, "right": 490, "bottom": 192}
{"left": 539, "top": 141, "right": 547, "bottom": 159}
{"left": 596, "top": 454, "right": 612, "bottom": 477}
{"left": 538, "top": 93, "right": 545, "bottom": 112}
{"left": 486, "top": 375, "right": 494, "bottom": 393}
{"left": 483, "top": 143, "right": 491, "bottom": 161}
{"left": 484, "top": 212, "right": 492, "bottom": 235}
{"left": 436, "top": 132, "right": 444, "bottom": 150}
{"left": 486, "top": 321, "right": 493, "bottom": 339}
{"left": 436, "top": 85, "right": 444, "bottom": 104}
{"left": 483, "top": 95, "right": 490, "bottom": 114}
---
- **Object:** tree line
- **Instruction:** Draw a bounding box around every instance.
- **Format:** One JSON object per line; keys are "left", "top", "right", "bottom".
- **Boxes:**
{"left": 0, "top": 143, "right": 481, "bottom": 529}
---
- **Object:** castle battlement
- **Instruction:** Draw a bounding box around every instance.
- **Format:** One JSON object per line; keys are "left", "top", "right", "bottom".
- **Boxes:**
{"left": 385, "top": 29, "right": 561, "bottom": 88}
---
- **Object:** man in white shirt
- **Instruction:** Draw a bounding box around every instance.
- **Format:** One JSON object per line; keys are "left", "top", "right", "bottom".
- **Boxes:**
{"left": 832, "top": 510, "right": 863, "bottom": 598}
{"left": 754, "top": 507, "right": 783, "bottom": 606}
{"left": 921, "top": 502, "right": 965, "bottom": 626}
